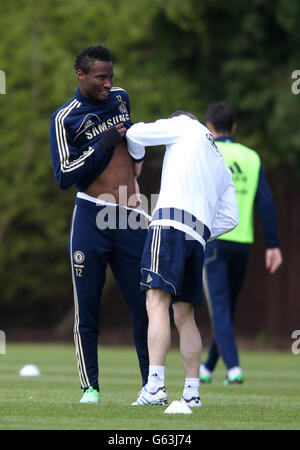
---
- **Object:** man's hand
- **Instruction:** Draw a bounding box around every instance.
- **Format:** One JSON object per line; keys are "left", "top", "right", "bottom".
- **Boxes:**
{"left": 265, "top": 248, "right": 283, "bottom": 274}
{"left": 134, "top": 161, "right": 144, "bottom": 178}
{"left": 98, "top": 123, "right": 127, "bottom": 151}
{"left": 115, "top": 122, "right": 127, "bottom": 137}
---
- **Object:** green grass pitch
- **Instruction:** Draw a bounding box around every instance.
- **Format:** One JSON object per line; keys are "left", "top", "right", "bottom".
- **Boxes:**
{"left": 0, "top": 343, "right": 299, "bottom": 430}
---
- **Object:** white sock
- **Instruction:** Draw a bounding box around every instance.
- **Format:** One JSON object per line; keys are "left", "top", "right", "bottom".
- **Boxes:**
{"left": 149, "top": 365, "right": 165, "bottom": 379}
{"left": 227, "top": 366, "right": 242, "bottom": 379}
{"left": 182, "top": 378, "right": 200, "bottom": 399}
{"left": 200, "top": 364, "right": 212, "bottom": 378}
{"left": 146, "top": 365, "right": 165, "bottom": 392}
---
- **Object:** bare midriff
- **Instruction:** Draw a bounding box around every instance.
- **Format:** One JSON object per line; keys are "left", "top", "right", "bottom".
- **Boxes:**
{"left": 84, "top": 141, "right": 139, "bottom": 207}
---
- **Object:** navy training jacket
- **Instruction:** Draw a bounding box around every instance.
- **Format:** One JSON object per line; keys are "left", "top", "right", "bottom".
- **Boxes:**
{"left": 49, "top": 86, "right": 141, "bottom": 192}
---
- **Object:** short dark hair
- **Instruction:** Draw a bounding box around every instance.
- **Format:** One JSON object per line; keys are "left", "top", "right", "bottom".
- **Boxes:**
{"left": 169, "top": 111, "right": 199, "bottom": 121}
{"left": 205, "top": 102, "right": 234, "bottom": 133}
{"left": 74, "top": 45, "right": 112, "bottom": 73}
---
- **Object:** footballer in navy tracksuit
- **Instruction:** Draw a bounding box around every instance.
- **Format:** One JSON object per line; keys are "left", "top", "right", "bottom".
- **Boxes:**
{"left": 49, "top": 45, "right": 149, "bottom": 402}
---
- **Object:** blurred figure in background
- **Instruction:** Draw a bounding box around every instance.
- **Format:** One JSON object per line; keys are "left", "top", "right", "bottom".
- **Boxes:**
{"left": 200, "top": 102, "right": 283, "bottom": 385}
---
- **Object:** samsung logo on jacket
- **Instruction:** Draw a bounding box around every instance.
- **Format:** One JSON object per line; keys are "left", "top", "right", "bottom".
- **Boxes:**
{"left": 49, "top": 87, "right": 132, "bottom": 191}
{"left": 84, "top": 113, "right": 130, "bottom": 140}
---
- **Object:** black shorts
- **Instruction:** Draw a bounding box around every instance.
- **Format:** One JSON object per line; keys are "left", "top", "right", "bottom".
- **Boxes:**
{"left": 140, "top": 225, "right": 204, "bottom": 306}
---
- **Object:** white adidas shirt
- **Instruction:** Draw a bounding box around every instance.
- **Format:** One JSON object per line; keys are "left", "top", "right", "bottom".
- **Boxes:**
{"left": 126, "top": 115, "right": 239, "bottom": 247}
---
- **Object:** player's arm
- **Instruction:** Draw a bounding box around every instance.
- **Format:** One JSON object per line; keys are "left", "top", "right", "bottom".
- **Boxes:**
{"left": 126, "top": 118, "right": 182, "bottom": 160}
{"left": 50, "top": 114, "right": 125, "bottom": 190}
{"left": 255, "top": 165, "right": 283, "bottom": 272}
{"left": 208, "top": 180, "right": 239, "bottom": 241}
{"left": 134, "top": 160, "right": 144, "bottom": 178}
{"left": 115, "top": 89, "right": 144, "bottom": 164}
{"left": 255, "top": 166, "right": 279, "bottom": 248}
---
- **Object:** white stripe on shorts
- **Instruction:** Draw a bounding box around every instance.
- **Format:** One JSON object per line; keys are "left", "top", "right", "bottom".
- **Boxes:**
{"left": 150, "top": 226, "right": 161, "bottom": 273}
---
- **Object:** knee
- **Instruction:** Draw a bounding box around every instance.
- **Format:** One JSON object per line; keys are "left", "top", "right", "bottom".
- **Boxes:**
{"left": 173, "top": 302, "right": 193, "bottom": 329}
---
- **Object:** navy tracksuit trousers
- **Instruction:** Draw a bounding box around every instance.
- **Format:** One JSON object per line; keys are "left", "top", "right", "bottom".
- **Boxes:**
{"left": 68, "top": 196, "right": 149, "bottom": 389}
{"left": 203, "top": 240, "right": 249, "bottom": 371}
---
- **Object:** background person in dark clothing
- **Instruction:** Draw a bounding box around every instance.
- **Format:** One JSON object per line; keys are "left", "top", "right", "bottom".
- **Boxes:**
{"left": 200, "top": 102, "right": 283, "bottom": 385}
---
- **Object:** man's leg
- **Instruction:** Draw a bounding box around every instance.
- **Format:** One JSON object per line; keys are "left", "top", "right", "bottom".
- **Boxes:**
{"left": 69, "top": 203, "right": 110, "bottom": 402}
{"left": 172, "top": 301, "right": 202, "bottom": 406}
{"left": 200, "top": 339, "right": 220, "bottom": 378}
{"left": 110, "top": 223, "right": 149, "bottom": 387}
{"left": 146, "top": 288, "right": 171, "bottom": 366}
{"left": 204, "top": 257, "right": 239, "bottom": 369}
{"left": 132, "top": 225, "right": 188, "bottom": 406}
{"left": 204, "top": 242, "right": 248, "bottom": 384}
{"left": 172, "top": 301, "right": 202, "bottom": 377}
{"left": 201, "top": 242, "right": 222, "bottom": 377}
{"left": 228, "top": 247, "right": 249, "bottom": 321}
{"left": 222, "top": 246, "right": 249, "bottom": 384}
{"left": 131, "top": 288, "right": 170, "bottom": 406}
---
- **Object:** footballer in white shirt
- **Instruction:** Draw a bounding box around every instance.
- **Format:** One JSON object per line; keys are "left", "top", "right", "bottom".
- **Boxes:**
{"left": 126, "top": 111, "right": 239, "bottom": 407}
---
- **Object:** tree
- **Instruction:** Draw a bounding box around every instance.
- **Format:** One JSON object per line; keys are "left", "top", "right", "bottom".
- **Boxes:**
{"left": 0, "top": 0, "right": 299, "bottom": 322}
